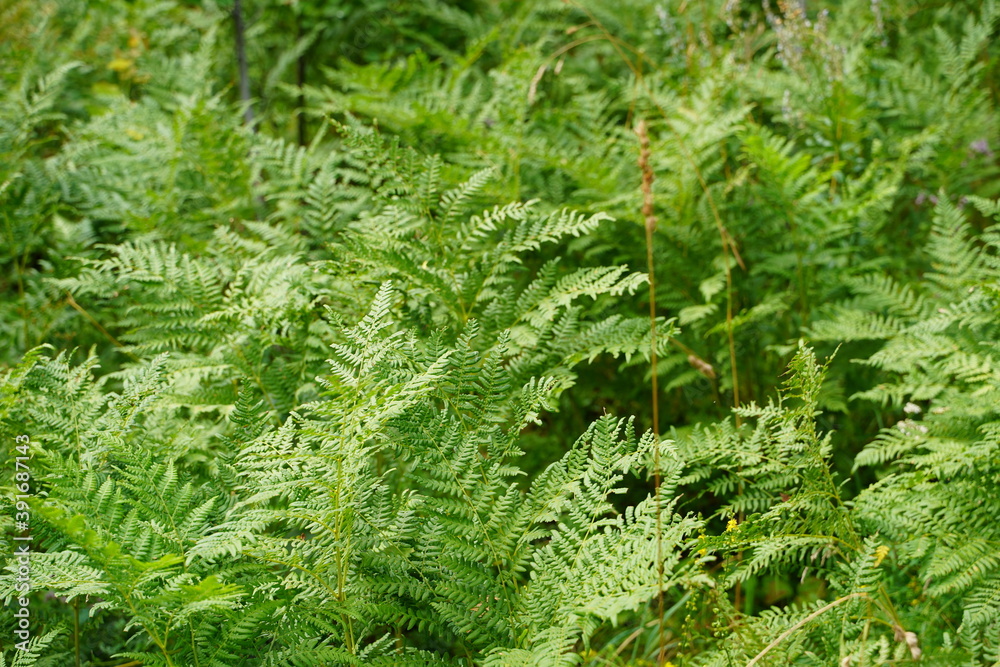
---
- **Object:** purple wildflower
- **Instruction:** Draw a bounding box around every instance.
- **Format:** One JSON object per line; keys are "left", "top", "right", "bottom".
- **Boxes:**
{"left": 970, "top": 139, "right": 994, "bottom": 158}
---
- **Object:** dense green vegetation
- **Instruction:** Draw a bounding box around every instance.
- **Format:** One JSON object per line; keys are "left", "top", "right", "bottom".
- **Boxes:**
{"left": 2, "top": 0, "right": 1000, "bottom": 664}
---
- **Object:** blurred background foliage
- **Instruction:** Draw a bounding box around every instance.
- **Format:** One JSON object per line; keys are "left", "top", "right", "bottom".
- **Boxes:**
{"left": 4, "top": 0, "right": 997, "bottom": 449}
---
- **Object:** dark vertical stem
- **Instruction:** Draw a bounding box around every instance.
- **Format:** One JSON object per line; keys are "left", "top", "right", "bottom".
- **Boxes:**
{"left": 72, "top": 598, "right": 81, "bottom": 667}
{"left": 233, "top": 0, "right": 253, "bottom": 126}
{"left": 296, "top": 17, "right": 308, "bottom": 146}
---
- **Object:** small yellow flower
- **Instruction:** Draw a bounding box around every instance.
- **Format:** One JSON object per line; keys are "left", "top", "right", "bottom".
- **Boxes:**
{"left": 725, "top": 518, "right": 738, "bottom": 532}
{"left": 107, "top": 58, "right": 134, "bottom": 73}
{"left": 125, "top": 129, "right": 145, "bottom": 141}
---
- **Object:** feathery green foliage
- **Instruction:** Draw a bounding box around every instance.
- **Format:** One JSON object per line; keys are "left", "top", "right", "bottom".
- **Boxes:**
{"left": 2, "top": 0, "right": 1000, "bottom": 664}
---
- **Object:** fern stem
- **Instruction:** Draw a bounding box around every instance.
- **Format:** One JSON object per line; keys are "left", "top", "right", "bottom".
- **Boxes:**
{"left": 64, "top": 291, "right": 139, "bottom": 361}
{"left": 72, "top": 597, "right": 81, "bottom": 667}
{"left": 746, "top": 592, "right": 867, "bottom": 667}
{"left": 636, "top": 118, "right": 667, "bottom": 666}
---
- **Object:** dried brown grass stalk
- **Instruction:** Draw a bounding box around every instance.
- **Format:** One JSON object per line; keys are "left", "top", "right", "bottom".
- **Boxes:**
{"left": 636, "top": 117, "right": 669, "bottom": 667}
